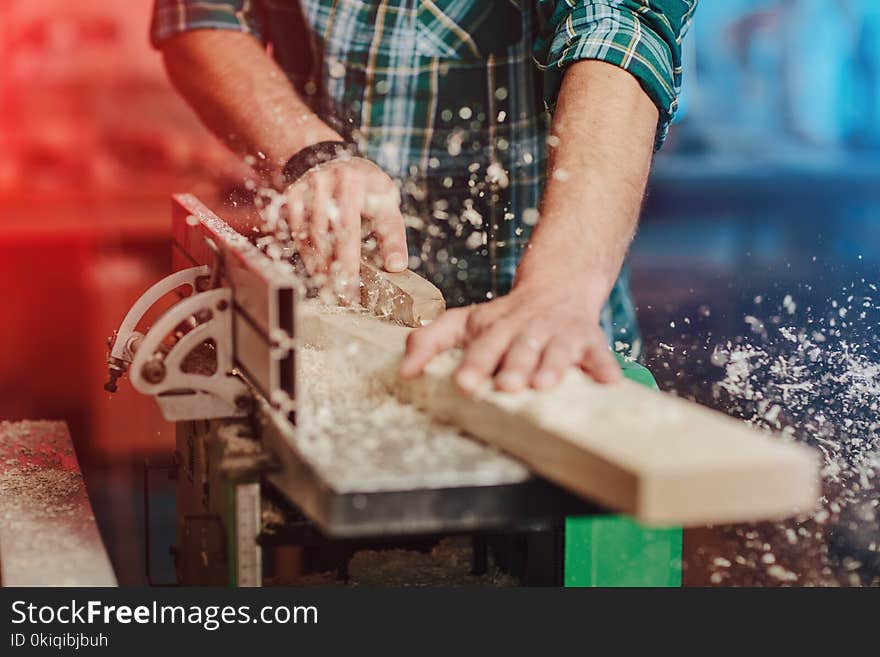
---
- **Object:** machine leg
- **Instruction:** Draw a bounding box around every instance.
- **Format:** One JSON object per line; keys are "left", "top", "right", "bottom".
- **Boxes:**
{"left": 563, "top": 516, "right": 682, "bottom": 587}
{"left": 562, "top": 357, "right": 683, "bottom": 587}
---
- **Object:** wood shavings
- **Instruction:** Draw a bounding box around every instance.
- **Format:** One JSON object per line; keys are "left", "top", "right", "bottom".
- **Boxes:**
{"left": 293, "top": 345, "right": 529, "bottom": 494}
{"left": 699, "top": 288, "right": 880, "bottom": 586}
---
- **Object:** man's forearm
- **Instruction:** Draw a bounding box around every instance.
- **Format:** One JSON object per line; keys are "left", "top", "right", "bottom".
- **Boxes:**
{"left": 160, "top": 30, "right": 341, "bottom": 176}
{"left": 515, "top": 60, "right": 659, "bottom": 302}
{"left": 401, "top": 63, "right": 659, "bottom": 389}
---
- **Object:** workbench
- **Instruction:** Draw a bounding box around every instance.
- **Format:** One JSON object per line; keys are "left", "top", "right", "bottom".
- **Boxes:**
{"left": 0, "top": 420, "right": 117, "bottom": 587}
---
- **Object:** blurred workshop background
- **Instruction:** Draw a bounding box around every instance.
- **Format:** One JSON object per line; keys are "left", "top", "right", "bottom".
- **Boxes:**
{"left": 1, "top": 0, "right": 879, "bottom": 585}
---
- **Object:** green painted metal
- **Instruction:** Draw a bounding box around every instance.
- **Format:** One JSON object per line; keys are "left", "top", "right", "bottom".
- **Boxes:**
{"left": 564, "top": 515, "right": 682, "bottom": 587}
{"left": 563, "top": 356, "right": 683, "bottom": 587}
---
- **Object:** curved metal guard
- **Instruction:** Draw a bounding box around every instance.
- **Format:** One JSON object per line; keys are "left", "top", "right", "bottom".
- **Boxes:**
{"left": 105, "top": 265, "right": 210, "bottom": 392}
{"left": 130, "top": 287, "right": 249, "bottom": 420}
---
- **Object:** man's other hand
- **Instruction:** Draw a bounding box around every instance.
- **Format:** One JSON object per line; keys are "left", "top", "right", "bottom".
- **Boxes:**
{"left": 398, "top": 281, "right": 622, "bottom": 394}
{"left": 284, "top": 157, "right": 408, "bottom": 301}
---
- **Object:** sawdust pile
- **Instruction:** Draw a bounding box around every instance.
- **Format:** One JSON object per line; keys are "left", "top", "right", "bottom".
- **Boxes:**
{"left": 699, "top": 286, "right": 880, "bottom": 586}
{"left": 264, "top": 537, "right": 519, "bottom": 587}
{"left": 347, "top": 537, "right": 518, "bottom": 587}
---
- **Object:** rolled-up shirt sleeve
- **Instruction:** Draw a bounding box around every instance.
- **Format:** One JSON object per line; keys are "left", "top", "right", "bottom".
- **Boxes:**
{"left": 534, "top": 0, "right": 697, "bottom": 149}
{"left": 150, "top": 0, "right": 266, "bottom": 48}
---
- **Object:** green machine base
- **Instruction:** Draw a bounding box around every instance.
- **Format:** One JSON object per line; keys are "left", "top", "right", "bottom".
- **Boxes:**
{"left": 563, "top": 356, "right": 683, "bottom": 587}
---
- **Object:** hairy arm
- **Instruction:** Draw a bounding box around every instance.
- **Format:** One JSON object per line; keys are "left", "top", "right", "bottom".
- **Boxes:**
{"left": 400, "top": 60, "right": 658, "bottom": 392}
{"left": 161, "top": 30, "right": 341, "bottom": 174}
{"left": 517, "top": 60, "right": 656, "bottom": 321}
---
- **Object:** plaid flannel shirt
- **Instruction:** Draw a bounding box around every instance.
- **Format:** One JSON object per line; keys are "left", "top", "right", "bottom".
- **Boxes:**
{"left": 151, "top": 0, "right": 696, "bottom": 357}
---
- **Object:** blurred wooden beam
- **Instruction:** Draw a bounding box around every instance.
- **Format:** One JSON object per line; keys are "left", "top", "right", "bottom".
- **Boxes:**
{"left": 0, "top": 420, "right": 117, "bottom": 586}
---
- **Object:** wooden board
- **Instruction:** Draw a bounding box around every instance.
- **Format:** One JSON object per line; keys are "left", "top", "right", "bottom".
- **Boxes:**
{"left": 0, "top": 421, "right": 117, "bottom": 586}
{"left": 299, "top": 306, "right": 820, "bottom": 527}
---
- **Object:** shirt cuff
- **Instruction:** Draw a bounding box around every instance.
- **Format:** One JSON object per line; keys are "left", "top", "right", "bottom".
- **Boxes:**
{"left": 150, "top": 0, "right": 265, "bottom": 49}
{"left": 537, "top": 2, "right": 686, "bottom": 150}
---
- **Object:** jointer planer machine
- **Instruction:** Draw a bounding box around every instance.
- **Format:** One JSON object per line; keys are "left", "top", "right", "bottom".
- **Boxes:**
{"left": 105, "top": 195, "right": 819, "bottom": 586}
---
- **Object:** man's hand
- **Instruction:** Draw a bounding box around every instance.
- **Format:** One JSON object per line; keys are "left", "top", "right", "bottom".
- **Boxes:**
{"left": 160, "top": 31, "right": 409, "bottom": 300}
{"left": 284, "top": 157, "right": 408, "bottom": 301}
{"left": 399, "top": 278, "right": 621, "bottom": 394}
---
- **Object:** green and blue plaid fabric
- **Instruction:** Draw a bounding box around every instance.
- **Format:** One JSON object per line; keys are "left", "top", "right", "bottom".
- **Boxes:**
{"left": 152, "top": 0, "right": 696, "bottom": 357}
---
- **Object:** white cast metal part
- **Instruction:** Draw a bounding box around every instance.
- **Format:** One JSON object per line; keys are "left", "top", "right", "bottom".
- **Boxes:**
{"left": 109, "top": 265, "right": 210, "bottom": 363}
{"left": 130, "top": 287, "right": 249, "bottom": 421}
